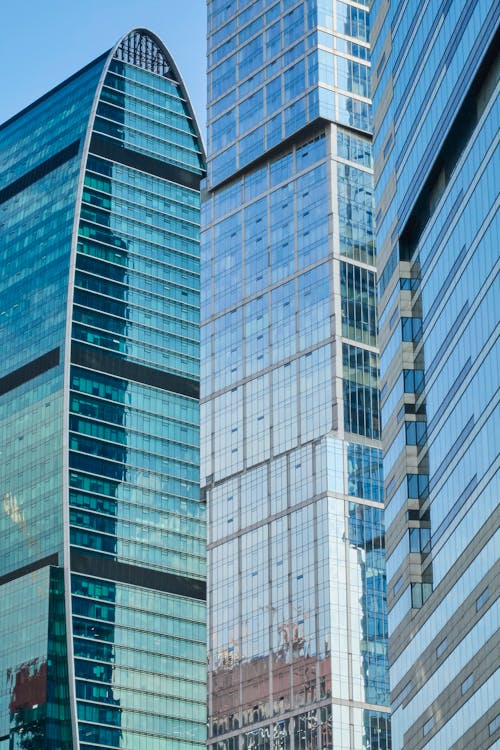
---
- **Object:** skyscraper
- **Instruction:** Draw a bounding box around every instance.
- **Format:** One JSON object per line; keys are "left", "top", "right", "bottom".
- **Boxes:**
{"left": 0, "top": 29, "right": 206, "bottom": 749}
{"left": 202, "top": 2, "right": 390, "bottom": 748}
{"left": 372, "top": 2, "right": 499, "bottom": 748}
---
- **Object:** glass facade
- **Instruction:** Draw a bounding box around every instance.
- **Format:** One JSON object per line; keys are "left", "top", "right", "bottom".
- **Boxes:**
{"left": 203, "top": 2, "right": 390, "bottom": 748}
{"left": 372, "top": 1, "right": 499, "bottom": 748}
{"left": 0, "top": 29, "right": 206, "bottom": 749}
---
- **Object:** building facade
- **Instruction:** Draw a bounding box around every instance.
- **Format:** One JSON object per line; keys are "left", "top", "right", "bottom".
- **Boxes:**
{"left": 202, "top": 2, "right": 390, "bottom": 748}
{"left": 0, "top": 30, "right": 206, "bottom": 749}
{"left": 371, "top": 1, "right": 499, "bottom": 748}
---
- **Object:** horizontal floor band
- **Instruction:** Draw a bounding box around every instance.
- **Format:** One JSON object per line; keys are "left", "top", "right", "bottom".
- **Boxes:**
{"left": 0, "top": 554, "right": 59, "bottom": 587}
{"left": 0, "top": 347, "right": 60, "bottom": 396}
{"left": 0, "top": 140, "right": 80, "bottom": 204}
{"left": 71, "top": 344, "right": 199, "bottom": 398}
{"left": 70, "top": 551, "right": 206, "bottom": 600}
{"left": 89, "top": 134, "right": 202, "bottom": 190}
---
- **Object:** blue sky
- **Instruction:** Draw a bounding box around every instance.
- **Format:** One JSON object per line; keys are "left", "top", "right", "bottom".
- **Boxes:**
{"left": 0, "top": 0, "right": 207, "bottom": 132}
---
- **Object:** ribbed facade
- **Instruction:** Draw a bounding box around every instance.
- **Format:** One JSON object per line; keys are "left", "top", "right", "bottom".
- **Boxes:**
{"left": 0, "top": 29, "right": 206, "bottom": 750}
{"left": 202, "top": 2, "right": 390, "bottom": 748}
{"left": 372, "top": 1, "right": 499, "bottom": 748}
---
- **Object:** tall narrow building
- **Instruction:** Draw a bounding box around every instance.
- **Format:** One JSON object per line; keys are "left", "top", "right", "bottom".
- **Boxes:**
{"left": 0, "top": 30, "right": 206, "bottom": 749}
{"left": 202, "top": 2, "right": 390, "bottom": 748}
{"left": 372, "top": 1, "right": 499, "bottom": 748}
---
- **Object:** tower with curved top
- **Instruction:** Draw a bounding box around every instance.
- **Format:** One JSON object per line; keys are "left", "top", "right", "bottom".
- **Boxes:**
{"left": 0, "top": 29, "right": 206, "bottom": 749}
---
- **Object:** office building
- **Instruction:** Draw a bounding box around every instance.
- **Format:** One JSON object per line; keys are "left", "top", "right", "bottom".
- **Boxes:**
{"left": 202, "top": 2, "right": 390, "bottom": 748}
{"left": 372, "top": 1, "right": 498, "bottom": 748}
{"left": 0, "top": 29, "right": 206, "bottom": 749}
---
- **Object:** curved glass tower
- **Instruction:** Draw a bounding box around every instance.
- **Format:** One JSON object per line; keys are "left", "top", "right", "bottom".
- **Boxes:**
{"left": 0, "top": 29, "right": 205, "bottom": 750}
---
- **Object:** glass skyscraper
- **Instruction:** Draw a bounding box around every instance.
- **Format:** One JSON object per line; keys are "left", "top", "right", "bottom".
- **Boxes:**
{"left": 0, "top": 29, "right": 206, "bottom": 749}
{"left": 372, "top": 1, "right": 498, "bottom": 748}
{"left": 202, "top": 2, "right": 390, "bottom": 748}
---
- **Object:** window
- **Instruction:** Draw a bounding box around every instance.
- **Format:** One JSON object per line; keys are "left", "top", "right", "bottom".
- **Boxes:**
{"left": 436, "top": 637, "right": 447, "bottom": 658}
{"left": 423, "top": 716, "right": 434, "bottom": 736}
{"left": 476, "top": 586, "right": 489, "bottom": 611}
{"left": 401, "top": 316, "right": 422, "bottom": 342}
{"left": 393, "top": 576, "right": 403, "bottom": 596}
{"left": 489, "top": 715, "right": 500, "bottom": 736}
{"left": 409, "top": 526, "right": 431, "bottom": 553}
{"left": 411, "top": 582, "right": 432, "bottom": 608}
{"left": 407, "top": 473, "right": 429, "bottom": 499}
{"left": 405, "top": 420, "right": 427, "bottom": 446}
{"left": 461, "top": 674, "right": 474, "bottom": 695}
{"left": 404, "top": 369, "right": 424, "bottom": 394}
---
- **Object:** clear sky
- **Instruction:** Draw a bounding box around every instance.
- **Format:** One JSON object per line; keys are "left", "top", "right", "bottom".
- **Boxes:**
{"left": 0, "top": 0, "right": 207, "bottom": 133}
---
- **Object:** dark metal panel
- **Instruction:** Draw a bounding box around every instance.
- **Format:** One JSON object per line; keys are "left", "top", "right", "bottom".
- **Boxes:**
{"left": 0, "top": 554, "right": 59, "bottom": 586}
{"left": 71, "top": 343, "right": 199, "bottom": 399}
{"left": 70, "top": 552, "right": 206, "bottom": 600}
{"left": 0, "top": 348, "right": 60, "bottom": 395}
{"left": 89, "top": 133, "right": 202, "bottom": 189}
{"left": 0, "top": 142, "right": 80, "bottom": 204}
